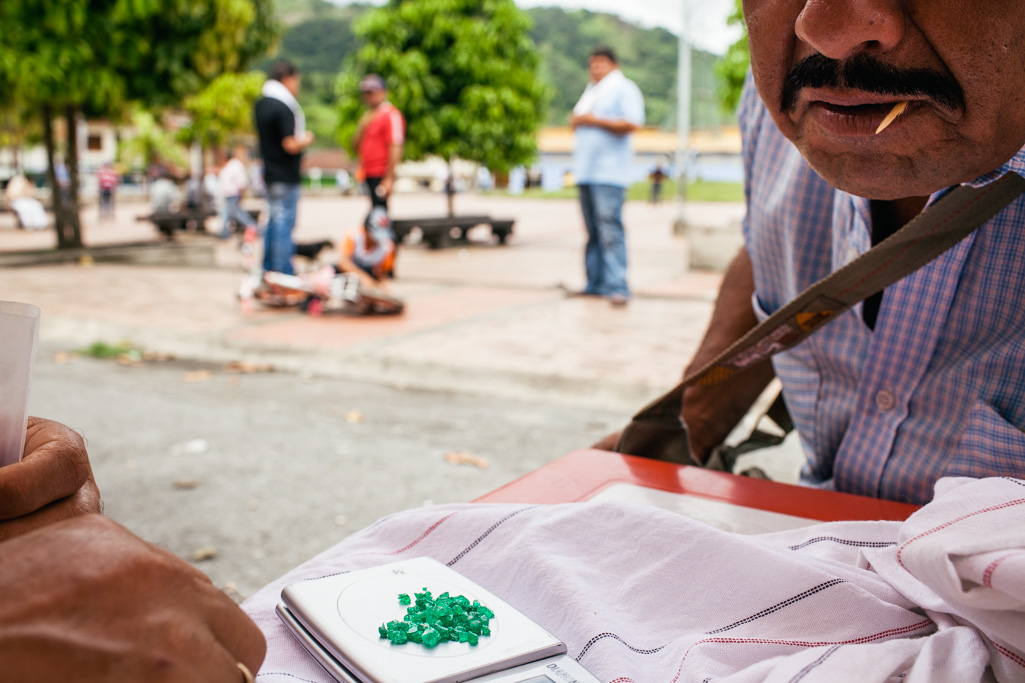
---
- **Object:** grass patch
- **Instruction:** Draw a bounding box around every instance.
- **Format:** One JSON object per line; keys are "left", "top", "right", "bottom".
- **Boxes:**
{"left": 76, "top": 341, "right": 143, "bottom": 362}
{"left": 487, "top": 179, "right": 744, "bottom": 203}
{"left": 674, "top": 181, "right": 745, "bottom": 203}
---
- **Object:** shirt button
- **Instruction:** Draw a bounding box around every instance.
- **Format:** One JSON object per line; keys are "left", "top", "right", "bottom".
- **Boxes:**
{"left": 845, "top": 245, "right": 861, "bottom": 265}
{"left": 875, "top": 389, "right": 896, "bottom": 412}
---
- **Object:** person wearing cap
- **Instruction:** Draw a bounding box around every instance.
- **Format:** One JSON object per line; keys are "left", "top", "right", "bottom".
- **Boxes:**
{"left": 337, "top": 206, "right": 396, "bottom": 288}
{"left": 253, "top": 59, "right": 315, "bottom": 275}
{"left": 600, "top": 1, "right": 1025, "bottom": 505}
{"left": 353, "top": 74, "right": 405, "bottom": 210}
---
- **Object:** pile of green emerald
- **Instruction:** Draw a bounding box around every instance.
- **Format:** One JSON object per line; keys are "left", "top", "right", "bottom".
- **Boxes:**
{"left": 378, "top": 588, "right": 494, "bottom": 648}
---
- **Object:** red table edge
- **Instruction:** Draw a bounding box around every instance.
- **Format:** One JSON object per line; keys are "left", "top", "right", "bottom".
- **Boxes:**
{"left": 475, "top": 449, "right": 920, "bottom": 522}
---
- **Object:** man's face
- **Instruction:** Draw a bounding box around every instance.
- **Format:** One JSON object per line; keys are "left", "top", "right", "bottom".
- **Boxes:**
{"left": 361, "top": 88, "right": 387, "bottom": 108}
{"left": 587, "top": 55, "right": 616, "bottom": 82}
{"left": 744, "top": 0, "right": 1025, "bottom": 199}
{"left": 282, "top": 73, "right": 301, "bottom": 97}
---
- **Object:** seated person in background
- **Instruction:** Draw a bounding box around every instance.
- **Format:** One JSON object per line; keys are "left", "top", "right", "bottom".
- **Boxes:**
{"left": 149, "top": 171, "right": 180, "bottom": 214}
{"left": 0, "top": 418, "right": 265, "bottom": 681}
{"left": 338, "top": 206, "right": 395, "bottom": 288}
{"left": 4, "top": 173, "right": 48, "bottom": 231}
{"left": 4, "top": 172, "right": 35, "bottom": 204}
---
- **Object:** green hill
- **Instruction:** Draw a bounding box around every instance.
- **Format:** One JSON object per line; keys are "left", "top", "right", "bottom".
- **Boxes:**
{"left": 264, "top": 0, "right": 728, "bottom": 139}
{"left": 525, "top": 6, "right": 724, "bottom": 129}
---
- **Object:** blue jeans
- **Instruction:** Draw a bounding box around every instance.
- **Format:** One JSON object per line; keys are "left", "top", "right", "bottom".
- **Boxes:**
{"left": 222, "top": 195, "right": 255, "bottom": 237}
{"left": 578, "top": 184, "right": 628, "bottom": 297}
{"left": 263, "top": 182, "right": 301, "bottom": 274}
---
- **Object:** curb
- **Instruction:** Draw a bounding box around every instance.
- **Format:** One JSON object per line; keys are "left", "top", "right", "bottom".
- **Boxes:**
{"left": 40, "top": 315, "right": 666, "bottom": 415}
{"left": 0, "top": 240, "right": 217, "bottom": 268}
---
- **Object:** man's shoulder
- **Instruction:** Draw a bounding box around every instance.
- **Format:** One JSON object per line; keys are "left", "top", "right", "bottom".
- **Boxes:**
{"left": 611, "top": 75, "right": 644, "bottom": 124}
{"left": 621, "top": 75, "right": 642, "bottom": 92}
{"left": 616, "top": 75, "right": 644, "bottom": 99}
{"left": 254, "top": 97, "right": 290, "bottom": 117}
{"left": 379, "top": 103, "right": 404, "bottom": 120}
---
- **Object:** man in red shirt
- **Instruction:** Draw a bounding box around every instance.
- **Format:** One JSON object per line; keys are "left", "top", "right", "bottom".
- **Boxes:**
{"left": 353, "top": 74, "right": 405, "bottom": 210}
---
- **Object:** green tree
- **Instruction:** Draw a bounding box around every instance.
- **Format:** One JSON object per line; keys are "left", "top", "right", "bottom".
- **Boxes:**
{"left": 118, "top": 109, "right": 190, "bottom": 177}
{"left": 0, "top": 0, "right": 278, "bottom": 249}
{"left": 180, "top": 71, "right": 267, "bottom": 152}
{"left": 714, "top": 0, "right": 750, "bottom": 114}
{"left": 0, "top": 99, "right": 40, "bottom": 174}
{"left": 336, "top": 0, "right": 549, "bottom": 215}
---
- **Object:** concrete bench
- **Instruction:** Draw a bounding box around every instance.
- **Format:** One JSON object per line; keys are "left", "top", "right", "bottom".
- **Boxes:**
{"left": 390, "top": 215, "right": 514, "bottom": 249}
{"left": 136, "top": 208, "right": 217, "bottom": 239}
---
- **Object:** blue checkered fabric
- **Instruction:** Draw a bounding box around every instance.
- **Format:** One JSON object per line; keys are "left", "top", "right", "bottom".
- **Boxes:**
{"left": 739, "top": 79, "right": 1025, "bottom": 505}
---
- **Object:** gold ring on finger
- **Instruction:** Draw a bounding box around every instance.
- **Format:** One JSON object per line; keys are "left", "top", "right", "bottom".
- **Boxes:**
{"left": 237, "top": 662, "right": 255, "bottom": 683}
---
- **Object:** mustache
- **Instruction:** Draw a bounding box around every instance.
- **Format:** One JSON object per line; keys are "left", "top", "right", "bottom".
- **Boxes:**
{"left": 779, "top": 53, "right": 965, "bottom": 114}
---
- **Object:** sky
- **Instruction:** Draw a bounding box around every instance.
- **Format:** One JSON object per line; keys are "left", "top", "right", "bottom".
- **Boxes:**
{"left": 333, "top": 0, "right": 743, "bottom": 56}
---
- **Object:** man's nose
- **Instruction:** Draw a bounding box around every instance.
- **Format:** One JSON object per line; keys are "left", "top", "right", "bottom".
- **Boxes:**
{"left": 796, "top": 0, "right": 907, "bottom": 60}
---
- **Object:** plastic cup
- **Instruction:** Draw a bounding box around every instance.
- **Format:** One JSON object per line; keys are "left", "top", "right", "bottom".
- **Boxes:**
{"left": 0, "top": 302, "right": 40, "bottom": 467}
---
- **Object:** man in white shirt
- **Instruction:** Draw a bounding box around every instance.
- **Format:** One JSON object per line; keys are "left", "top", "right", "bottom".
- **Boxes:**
{"left": 570, "top": 46, "right": 645, "bottom": 307}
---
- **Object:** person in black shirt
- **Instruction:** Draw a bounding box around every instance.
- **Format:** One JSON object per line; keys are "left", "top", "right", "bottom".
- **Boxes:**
{"left": 253, "top": 60, "right": 315, "bottom": 274}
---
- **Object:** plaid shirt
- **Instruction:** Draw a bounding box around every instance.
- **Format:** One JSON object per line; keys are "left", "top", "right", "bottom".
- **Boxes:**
{"left": 740, "top": 80, "right": 1025, "bottom": 505}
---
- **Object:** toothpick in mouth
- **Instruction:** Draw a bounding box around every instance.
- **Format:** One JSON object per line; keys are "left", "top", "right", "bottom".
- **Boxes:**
{"left": 875, "top": 101, "right": 910, "bottom": 134}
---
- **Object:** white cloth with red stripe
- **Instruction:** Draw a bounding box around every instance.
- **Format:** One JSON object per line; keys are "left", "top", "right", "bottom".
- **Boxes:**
{"left": 243, "top": 477, "right": 1025, "bottom": 682}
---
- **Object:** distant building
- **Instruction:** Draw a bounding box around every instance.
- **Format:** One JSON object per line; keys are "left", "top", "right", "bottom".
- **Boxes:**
{"left": 79, "top": 120, "right": 119, "bottom": 170}
{"left": 1, "top": 118, "right": 122, "bottom": 198}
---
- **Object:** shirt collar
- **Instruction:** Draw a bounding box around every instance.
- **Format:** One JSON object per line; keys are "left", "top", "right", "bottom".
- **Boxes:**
{"left": 962, "top": 143, "right": 1025, "bottom": 189}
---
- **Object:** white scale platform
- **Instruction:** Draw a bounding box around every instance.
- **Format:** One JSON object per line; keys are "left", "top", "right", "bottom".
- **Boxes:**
{"left": 278, "top": 556, "right": 600, "bottom": 683}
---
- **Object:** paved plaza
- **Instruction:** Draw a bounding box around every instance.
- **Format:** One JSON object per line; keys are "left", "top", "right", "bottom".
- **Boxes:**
{"left": 2, "top": 191, "right": 741, "bottom": 412}
{"left": 5, "top": 190, "right": 749, "bottom": 595}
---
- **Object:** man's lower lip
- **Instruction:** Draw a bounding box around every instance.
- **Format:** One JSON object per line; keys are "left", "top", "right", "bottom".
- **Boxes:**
{"left": 807, "top": 102, "right": 907, "bottom": 136}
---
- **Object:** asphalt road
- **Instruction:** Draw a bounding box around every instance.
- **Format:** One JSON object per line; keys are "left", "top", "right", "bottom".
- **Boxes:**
{"left": 27, "top": 340, "right": 626, "bottom": 599}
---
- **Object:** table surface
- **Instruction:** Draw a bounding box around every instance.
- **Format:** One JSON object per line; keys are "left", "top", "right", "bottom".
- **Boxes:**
{"left": 475, "top": 449, "right": 920, "bottom": 524}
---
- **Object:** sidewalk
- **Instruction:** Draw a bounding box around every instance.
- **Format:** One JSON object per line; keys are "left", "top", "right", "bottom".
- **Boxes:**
{"left": 1, "top": 192, "right": 742, "bottom": 412}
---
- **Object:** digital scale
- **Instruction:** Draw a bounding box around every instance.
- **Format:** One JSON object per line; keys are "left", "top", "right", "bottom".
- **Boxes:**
{"left": 277, "top": 557, "right": 600, "bottom": 683}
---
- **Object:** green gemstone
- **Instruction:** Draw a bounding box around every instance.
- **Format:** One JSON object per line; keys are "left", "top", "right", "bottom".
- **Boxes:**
{"left": 422, "top": 627, "right": 441, "bottom": 648}
{"left": 380, "top": 591, "right": 493, "bottom": 649}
